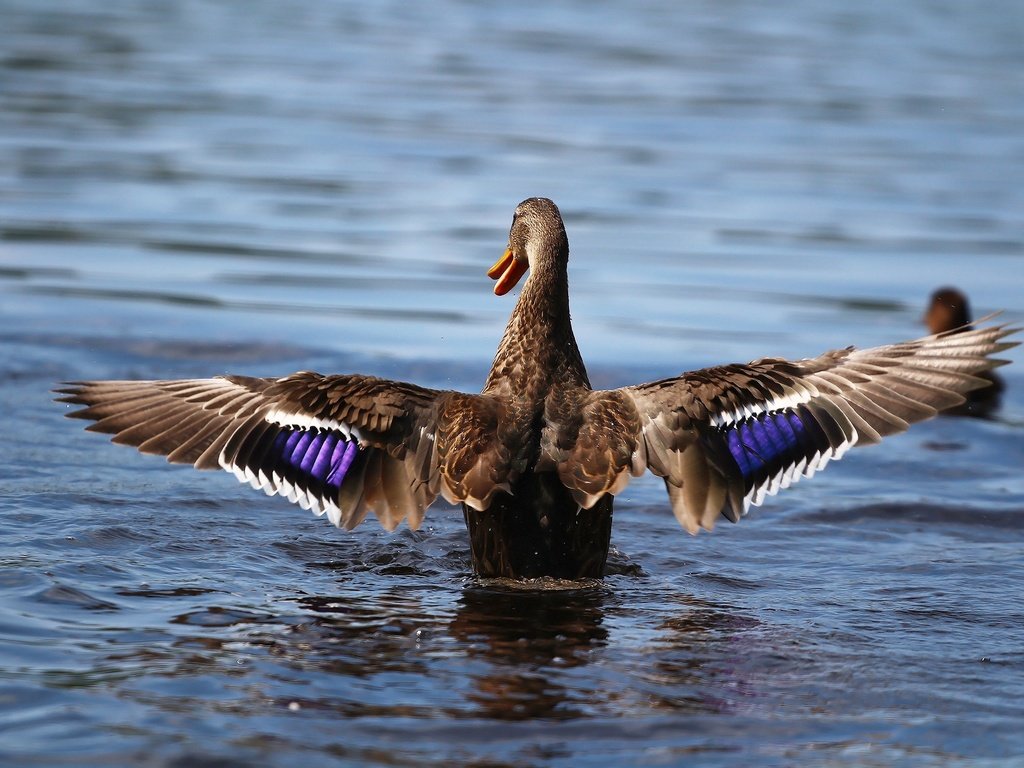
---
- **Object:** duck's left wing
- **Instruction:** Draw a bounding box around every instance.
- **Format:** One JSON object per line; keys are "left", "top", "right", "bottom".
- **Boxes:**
{"left": 57, "top": 372, "right": 451, "bottom": 531}
{"left": 553, "top": 322, "right": 1016, "bottom": 534}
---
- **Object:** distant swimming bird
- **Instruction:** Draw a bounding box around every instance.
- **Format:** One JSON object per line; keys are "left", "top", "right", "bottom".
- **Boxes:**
{"left": 57, "top": 199, "right": 1018, "bottom": 579}
{"left": 924, "top": 286, "right": 1006, "bottom": 418}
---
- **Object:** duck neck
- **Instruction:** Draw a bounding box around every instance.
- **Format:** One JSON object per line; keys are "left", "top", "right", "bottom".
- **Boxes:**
{"left": 483, "top": 256, "right": 590, "bottom": 398}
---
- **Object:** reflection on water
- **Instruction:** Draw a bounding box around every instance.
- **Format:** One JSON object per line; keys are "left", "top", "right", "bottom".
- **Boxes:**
{"left": 452, "top": 586, "right": 609, "bottom": 720}
{"left": 646, "top": 597, "right": 763, "bottom": 716}
{"left": 70, "top": 581, "right": 770, "bottom": 728}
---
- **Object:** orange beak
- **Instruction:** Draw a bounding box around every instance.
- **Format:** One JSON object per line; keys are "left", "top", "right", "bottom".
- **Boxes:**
{"left": 487, "top": 247, "right": 528, "bottom": 296}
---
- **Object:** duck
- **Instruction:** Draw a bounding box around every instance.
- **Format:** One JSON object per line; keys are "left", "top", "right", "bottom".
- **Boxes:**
{"left": 924, "top": 286, "right": 1005, "bottom": 418}
{"left": 57, "top": 198, "right": 1018, "bottom": 579}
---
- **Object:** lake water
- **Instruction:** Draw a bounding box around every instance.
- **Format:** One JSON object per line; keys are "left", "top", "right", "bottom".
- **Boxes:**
{"left": 2, "top": 1, "right": 1024, "bottom": 765}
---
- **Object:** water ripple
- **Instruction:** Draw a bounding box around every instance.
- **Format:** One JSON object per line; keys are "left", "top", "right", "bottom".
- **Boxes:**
{"left": 2, "top": 0, "right": 1023, "bottom": 764}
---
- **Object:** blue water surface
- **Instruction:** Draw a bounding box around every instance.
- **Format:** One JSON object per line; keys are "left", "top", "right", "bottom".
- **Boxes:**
{"left": 2, "top": 1, "right": 1023, "bottom": 765}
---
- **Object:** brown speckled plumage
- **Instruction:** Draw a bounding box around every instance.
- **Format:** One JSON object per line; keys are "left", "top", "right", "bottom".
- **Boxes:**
{"left": 57, "top": 198, "right": 1018, "bottom": 579}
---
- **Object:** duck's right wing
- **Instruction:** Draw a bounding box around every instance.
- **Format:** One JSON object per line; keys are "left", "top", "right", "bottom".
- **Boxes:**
{"left": 57, "top": 372, "right": 511, "bottom": 532}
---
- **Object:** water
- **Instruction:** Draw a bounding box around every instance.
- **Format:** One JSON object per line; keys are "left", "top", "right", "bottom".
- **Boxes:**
{"left": 2, "top": 1, "right": 1024, "bottom": 765}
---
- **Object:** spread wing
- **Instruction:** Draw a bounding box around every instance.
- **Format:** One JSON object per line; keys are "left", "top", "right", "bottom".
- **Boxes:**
{"left": 549, "top": 322, "right": 1017, "bottom": 533}
{"left": 57, "top": 372, "right": 513, "bottom": 531}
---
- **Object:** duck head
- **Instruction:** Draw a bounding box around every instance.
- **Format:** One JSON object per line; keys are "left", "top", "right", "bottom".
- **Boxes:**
{"left": 487, "top": 197, "right": 569, "bottom": 296}
{"left": 925, "top": 286, "right": 971, "bottom": 334}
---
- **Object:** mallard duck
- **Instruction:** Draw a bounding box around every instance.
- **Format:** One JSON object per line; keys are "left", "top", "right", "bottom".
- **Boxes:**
{"left": 924, "top": 286, "right": 1006, "bottom": 418}
{"left": 57, "top": 198, "right": 1018, "bottom": 579}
